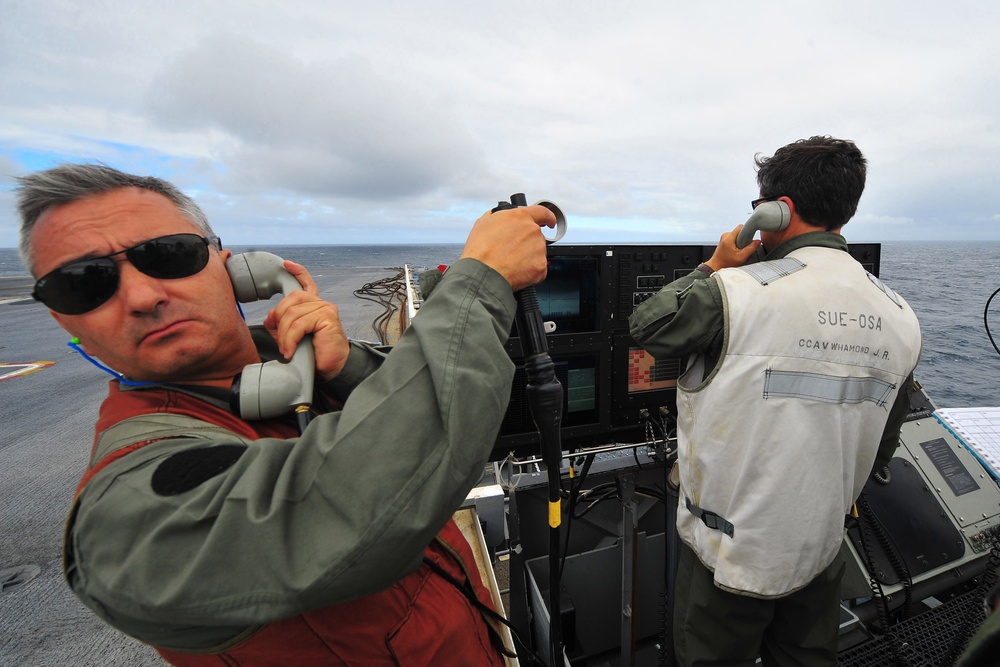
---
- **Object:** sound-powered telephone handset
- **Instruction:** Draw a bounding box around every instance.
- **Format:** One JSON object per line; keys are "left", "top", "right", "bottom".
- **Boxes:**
{"left": 226, "top": 252, "right": 316, "bottom": 423}
{"left": 735, "top": 200, "right": 791, "bottom": 249}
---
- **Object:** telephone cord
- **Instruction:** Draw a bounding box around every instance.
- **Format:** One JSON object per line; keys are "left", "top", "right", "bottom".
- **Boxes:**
{"left": 985, "top": 285, "right": 1000, "bottom": 358}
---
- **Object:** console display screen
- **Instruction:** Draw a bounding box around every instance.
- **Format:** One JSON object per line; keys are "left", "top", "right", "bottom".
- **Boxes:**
{"left": 627, "top": 347, "right": 680, "bottom": 393}
{"left": 501, "top": 354, "right": 601, "bottom": 436}
{"left": 533, "top": 255, "right": 601, "bottom": 334}
{"left": 566, "top": 367, "right": 597, "bottom": 413}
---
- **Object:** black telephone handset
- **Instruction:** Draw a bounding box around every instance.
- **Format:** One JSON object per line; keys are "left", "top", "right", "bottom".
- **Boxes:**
{"left": 735, "top": 200, "right": 791, "bottom": 249}
{"left": 226, "top": 252, "right": 316, "bottom": 425}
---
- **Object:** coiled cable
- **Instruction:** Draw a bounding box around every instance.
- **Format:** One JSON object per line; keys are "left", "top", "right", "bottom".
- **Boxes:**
{"left": 353, "top": 268, "right": 406, "bottom": 344}
{"left": 986, "top": 285, "right": 1000, "bottom": 358}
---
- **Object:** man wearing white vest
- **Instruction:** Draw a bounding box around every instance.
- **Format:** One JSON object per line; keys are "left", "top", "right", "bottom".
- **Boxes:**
{"left": 630, "top": 136, "right": 922, "bottom": 666}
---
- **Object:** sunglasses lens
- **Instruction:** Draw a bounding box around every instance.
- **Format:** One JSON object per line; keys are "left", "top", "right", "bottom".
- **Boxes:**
{"left": 34, "top": 260, "right": 119, "bottom": 315}
{"left": 33, "top": 234, "right": 212, "bottom": 315}
{"left": 129, "top": 234, "right": 210, "bottom": 279}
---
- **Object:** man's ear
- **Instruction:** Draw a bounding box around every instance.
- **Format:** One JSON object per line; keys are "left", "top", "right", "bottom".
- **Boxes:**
{"left": 778, "top": 196, "right": 797, "bottom": 222}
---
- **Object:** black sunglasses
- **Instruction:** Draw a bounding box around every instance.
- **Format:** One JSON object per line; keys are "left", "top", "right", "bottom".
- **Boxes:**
{"left": 33, "top": 233, "right": 219, "bottom": 315}
{"left": 751, "top": 196, "right": 780, "bottom": 209}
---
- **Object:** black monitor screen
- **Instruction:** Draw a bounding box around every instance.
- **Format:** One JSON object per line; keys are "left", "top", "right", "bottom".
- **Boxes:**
{"left": 500, "top": 353, "right": 601, "bottom": 437}
{"left": 533, "top": 255, "right": 601, "bottom": 335}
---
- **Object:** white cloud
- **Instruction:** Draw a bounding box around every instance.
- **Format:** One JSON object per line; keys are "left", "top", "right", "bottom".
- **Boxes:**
{"left": 2, "top": 0, "right": 1000, "bottom": 247}
{"left": 144, "top": 34, "right": 492, "bottom": 200}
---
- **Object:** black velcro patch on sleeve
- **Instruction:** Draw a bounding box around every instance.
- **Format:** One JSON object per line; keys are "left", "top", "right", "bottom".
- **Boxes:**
{"left": 151, "top": 445, "right": 246, "bottom": 496}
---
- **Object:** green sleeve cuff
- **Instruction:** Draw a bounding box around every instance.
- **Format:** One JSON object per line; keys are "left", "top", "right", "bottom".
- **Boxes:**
{"left": 318, "top": 341, "right": 389, "bottom": 402}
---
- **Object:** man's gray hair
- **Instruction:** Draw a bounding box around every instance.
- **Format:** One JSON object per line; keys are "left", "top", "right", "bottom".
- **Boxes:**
{"left": 16, "top": 163, "right": 216, "bottom": 276}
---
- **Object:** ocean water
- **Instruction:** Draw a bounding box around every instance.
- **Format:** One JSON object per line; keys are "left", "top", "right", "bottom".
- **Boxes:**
{"left": 0, "top": 243, "right": 467, "bottom": 277}
{"left": 2, "top": 241, "right": 998, "bottom": 409}
{"left": 222, "top": 243, "right": 466, "bottom": 273}
{"left": 877, "top": 242, "right": 1000, "bottom": 409}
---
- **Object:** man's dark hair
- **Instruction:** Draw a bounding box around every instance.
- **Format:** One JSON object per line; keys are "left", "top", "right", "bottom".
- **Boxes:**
{"left": 755, "top": 136, "right": 867, "bottom": 230}
{"left": 16, "top": 163, "right": 215, "bottom": 276}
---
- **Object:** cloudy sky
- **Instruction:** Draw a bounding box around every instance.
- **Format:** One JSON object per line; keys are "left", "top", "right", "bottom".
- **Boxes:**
{"left": 2, "top": 0, "right": 999, "bottom": 251}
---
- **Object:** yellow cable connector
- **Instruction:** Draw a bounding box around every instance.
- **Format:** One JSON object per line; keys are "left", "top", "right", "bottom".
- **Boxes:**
{"left": 549, "top": 500, "right": 561, "bottom": 528}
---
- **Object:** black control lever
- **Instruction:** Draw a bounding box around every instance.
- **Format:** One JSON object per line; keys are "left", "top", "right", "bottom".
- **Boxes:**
{"left": 492, "top": 193, "right": 566, "bottom": 665}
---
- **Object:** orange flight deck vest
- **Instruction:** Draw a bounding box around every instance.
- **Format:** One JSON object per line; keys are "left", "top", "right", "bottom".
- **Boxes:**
{"left": 75, "top": 386, "right": 507, "bottom": 667}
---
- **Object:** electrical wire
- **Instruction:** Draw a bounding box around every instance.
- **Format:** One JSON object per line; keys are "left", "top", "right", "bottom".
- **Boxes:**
{"left": 985, "top": 285, "right": 1000, "bottom": 357}
{"left": 650, "top": 415, "right": 677, "bottom": 456}
{"left": 67, "top": 339, "right": 158, "bottom": 387}
{"left": 570, "top": 482, "right": 667, "bottom": 521}
{"left": 421, "top": 556, "right": 544, "bottom": 664}
{"left": 941, "top": 536, "right": 1000, "bottom": 666}
{"left": 560, "top": 454, "right": 595, "bottom": 581}
{"left": 353, "top": 268, "right": 407, "bottom": 345}
{"left": 849, "top": 495, "right": 917, "bottom": 666}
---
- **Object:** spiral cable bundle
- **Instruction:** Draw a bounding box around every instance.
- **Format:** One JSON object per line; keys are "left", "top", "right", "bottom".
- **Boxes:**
{"left": 353, "top": 268, "right": 407, "bottom": 345}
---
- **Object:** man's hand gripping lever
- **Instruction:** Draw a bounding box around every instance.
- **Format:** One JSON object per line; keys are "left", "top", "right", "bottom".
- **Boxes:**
{"left": 493, "top": 193, "right": 567, "bottom": 666}
{"left": 227, "top": 252, "right": 316, "bottom": 433}
{"left": 492, "top": 194, "right": 566, "bottom": 472}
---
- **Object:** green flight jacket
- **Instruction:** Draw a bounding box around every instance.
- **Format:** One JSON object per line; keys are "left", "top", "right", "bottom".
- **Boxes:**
{"left": 64, "top": 258, "right": 517, "bottom": 651}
